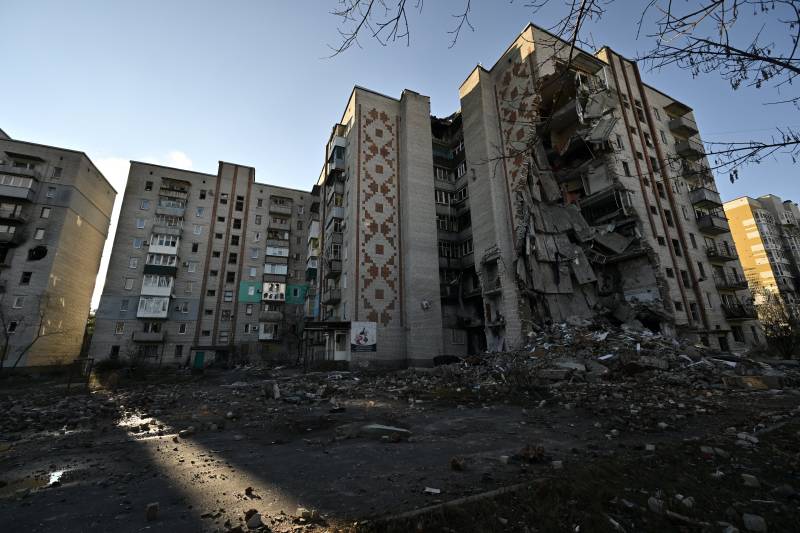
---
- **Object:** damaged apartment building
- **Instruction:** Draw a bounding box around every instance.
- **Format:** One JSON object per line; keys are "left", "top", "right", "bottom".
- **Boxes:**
{"left": 305, "top": 24, "right": 761, "bottom": 368}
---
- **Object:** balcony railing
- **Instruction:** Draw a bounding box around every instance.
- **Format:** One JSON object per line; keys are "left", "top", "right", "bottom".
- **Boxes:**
{"left": 722, "top": 303, "right": 757, "bottom": 320}
{"left": 322, "top": 288, "right": 341, "bottom": 304}
{"left": 0, "top": 210, "right": 27, "bottom": 223}
{"left": 324, "top": 259, "right": 342, "bottom": 279}
{"left": 259, "top": 310, "right": 283, "bottom": 322}
{"left": 152, "top": 225, "right": 182, "bottom": 236}
{"left": 689, "top": 187, "right": 722, "bottom": 209}
{"left": 714, "top": 274, "right": 749, "bottom": 291}
{"left": 269, "top": 203, "right": 292, "bottom": 216}
{"left": 668, "top": 116, "right": 699, "bottom": 137}
{"left": 132, "top": 331, "right": 165, "bottom": 342}
{"left": 269, "top": 218, "right": 291, "bottom": 231}
{"left": 675, "top": 138, "right": 705, "bottom": 160}
{"left": 155, "top": 205, "right": 185, "bottom": 217}
{"left": 706, "top": 244, "right": 738, "bottom": 262}
{"left": 0, "top": 174, "right": 38, "bottom": 202}
{"left": 696, "top": 213, "right": 730, "bottom": 234}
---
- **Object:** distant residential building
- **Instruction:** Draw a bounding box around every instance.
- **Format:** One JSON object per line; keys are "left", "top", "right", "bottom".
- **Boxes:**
{"left": 90, "top": 161, "right": 312, "bottom": 366}
{"left": 0, "top": 135, "right": 116, "bottom": 368}
{"left": 724, "top": 195, "right": 800, "bottom": 305}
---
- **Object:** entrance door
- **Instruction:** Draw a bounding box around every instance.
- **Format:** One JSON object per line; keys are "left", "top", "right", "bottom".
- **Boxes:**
{"left": 193, "top": 351, "right": 205, "bottom": 369}
{"left": 718, "top": 336, "right": 730, "bottom": 352}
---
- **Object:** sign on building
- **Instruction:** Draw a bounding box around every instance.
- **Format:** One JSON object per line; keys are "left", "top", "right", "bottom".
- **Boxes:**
{"left": 350, "top": 321, "right": 377, "bottom": 352}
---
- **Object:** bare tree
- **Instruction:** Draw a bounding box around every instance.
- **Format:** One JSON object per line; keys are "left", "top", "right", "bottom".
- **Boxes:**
{"left": 753, "top": 285, "right": 800, "bottom": 358}
{"left": 0, "top": 293, "right": 70, "bottom": 372}
{"left": 328, "top": 0, "right": 800, "bottom": 175}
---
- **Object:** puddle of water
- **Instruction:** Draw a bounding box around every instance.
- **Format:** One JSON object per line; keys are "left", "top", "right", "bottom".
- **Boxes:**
{"left": 0, "top": 470, "right": 71, "bottom": 499}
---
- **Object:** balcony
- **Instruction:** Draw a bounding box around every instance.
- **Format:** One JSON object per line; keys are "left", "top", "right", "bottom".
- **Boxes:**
{"left": 140, "top": 280, "right": 174, "bottom": 297}
{"left": 260, "top": 309, "right": 283, "bottom": 322}
{"left": 325, "top": 259, "right": 342, "bottom": 279}
{"left": 668, "top": 116, "right": 699, "bottom": 137}
{"left": 136, "top": 297, "right": 170, "bottom": 319}
{"left": 132, "top": 331, "right": 165, "bottom": 342}
{"left": 722, "top": 303, "right": 758, "bottom": 320}
{"left": 696, "top": 213, "right": 730, "bottom": 235}
{"left": 155, "top": 205, "right": 185, "bottom": 217}
{"left": 675, "top": 138, "right": 705, "bottom": 160}
{"left": 0, "top": 176, "right": 38, "bottom": 202}
{"left": 143, "top": 264, "right": 178, "bottom": 277}
{"left": 689, "top": 187, "right": 722, "bottom": 209}
{"left": 269, "top": 217, "right": 291, "bottom": 232}
{"left": 322, "top": 288, "right": 341, "bottom": 305}
{"left": 326, "top": 206, "right": 345, "bottom": 223}
{"left": 153, "top": 225, "right": 182, "bottom": 236}
{"left": 269, "top": 203, "right": 292, "bottom": 216}
{"left": 148, "top": 241, "right": 179, "bottom": 256}
{"left": 325, "top": 231, "right": 343, "bottom": 245}
{"left": 0, "top": 231, "right": 22, "bottom": 246}
{"left": 0, "top": 209, "right": 27, "bottom": 223}
{"left": 706, "top": 244, "right": 738, "bottom": 262}
{"left": 0, "top": 162, "right": 42, "bottom": 179}
{"left": 159, "top": 188, "right": 189, "bottom": 201}
{"left": 714, "top": 274, "right": 749, "bottom": 291}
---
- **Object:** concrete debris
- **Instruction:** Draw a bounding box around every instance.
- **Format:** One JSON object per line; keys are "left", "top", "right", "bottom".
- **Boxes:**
{"left": 742, "top": 513, "right": 768, "bottom": 532}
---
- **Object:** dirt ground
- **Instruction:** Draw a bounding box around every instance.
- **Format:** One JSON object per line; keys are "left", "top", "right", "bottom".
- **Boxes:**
{"left": 1, "top": 360, "right": 798, "bottom": 533}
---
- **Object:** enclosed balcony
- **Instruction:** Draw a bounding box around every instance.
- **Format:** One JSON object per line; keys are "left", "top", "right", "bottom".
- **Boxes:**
{"left": 0, "top": 229, "right": 22, "bottom": 246}
{"left": 133, "top": 331, "right": 165, "bottom": 342}
{"left": 326, "top": 145, "right": 346, "bottom": 183}
{"left": 269, "top": 217, "right": 291, "bottom": 232}
{"left": 152, "top": 225, "right": 182, "bottom": 236}
{"left": 136, "top": 296, "right": 170, "bottom": 319}
{"left": 0, "top": 206, "right": 27, "bottom": 223}
{"left": 675, "top": 138, "right": 705, "bottom": 160}
{"left": 140, "top": 275, "right": 174, "bottom": 297}
{"left": 696, "top": 213, "right": 730, "bottom": 234}
{"left": 668, "top": 116, "right": 699, "bottom": 137}
{"left": 0, "top": 174, "right": 38, "bottom": 202}
{"left": 722, "top": 303, "right": 757, "bottom": 320}
{"left": 148, "top": 234, "right": 180, "bottom": 255}
{"left": 689, "top": 187, "right": 722, "bottom": 209}
{"left": 706, "top": 244, "right": 738, "bottom": 262}
{"left": 322, "top": 288, "right": 341, "bottom": 305}
{"left": 326, "top": 206, "right": 345, "bottom": 223}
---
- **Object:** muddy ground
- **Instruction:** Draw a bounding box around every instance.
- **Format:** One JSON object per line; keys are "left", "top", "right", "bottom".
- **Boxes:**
{"left": 1, "top": 364, "right": 799, "bottom": 533}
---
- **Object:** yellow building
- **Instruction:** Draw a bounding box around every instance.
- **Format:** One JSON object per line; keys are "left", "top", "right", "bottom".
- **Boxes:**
{"left": 723, "top": 195, "right": 800, "bottom": 306}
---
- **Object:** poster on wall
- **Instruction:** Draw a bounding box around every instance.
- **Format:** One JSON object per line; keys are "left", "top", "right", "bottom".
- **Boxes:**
{"left": 350, "top": 321, "right": 377, "bottom": 352}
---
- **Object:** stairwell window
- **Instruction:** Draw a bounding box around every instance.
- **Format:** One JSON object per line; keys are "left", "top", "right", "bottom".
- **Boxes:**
{"left": 35, "top": 226, "right": 46, "bottom": 239}
{"left": 46, "top": 186, "right": 56, "bottom": 198}
{"left": 40, "top": 207, "right": 50, "bottom": 218}
{"left": 114, "top": 322, "right": 124, "bottom": 335}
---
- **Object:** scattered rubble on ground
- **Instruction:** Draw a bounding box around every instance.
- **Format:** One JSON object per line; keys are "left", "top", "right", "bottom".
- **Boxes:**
{"left": 1, "top": 320, "right": 799, "bottom": 532}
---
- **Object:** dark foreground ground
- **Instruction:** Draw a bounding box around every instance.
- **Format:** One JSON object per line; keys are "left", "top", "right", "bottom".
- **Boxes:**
{"left": 1, "top": 363, "right": 798, "bottom": 533}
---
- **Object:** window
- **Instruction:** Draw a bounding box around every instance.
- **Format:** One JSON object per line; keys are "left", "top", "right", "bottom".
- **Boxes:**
{"left": 672, "top": 239, "right": 682, "bottom": 256}
{"left": 649, "top": 205, "right": 657, "bottom": 215}
{"left": 249, "top": 266, "right": 257, "bottom": 278}
{"left": 732, "top": 326, "right": 744, "bottom": 343}
{"left": 228, "top": 252, "right": 237, "bottom": 264}
{"left": 664, "top": 209, "right": 674, "bottom": 227}
{"left": 217, "top": 216, "right": 225, "bottom": 223}
{"left": 185, "top": 282, "right": 193, "bottom": 294}
{"left": 235, "top": 198, "right": 244, "bottom": 211}
{"left": 187, "top": 261, "right": 198, "bottom": 273}
{"left": 226, "top": 271, "right": 236, "bottom": 283}
{"left": 224, "top": 290, "right": 234, "bottom": 302}
{"left": 128, "top": 257, "right": 138, "bottom": 269}
{"left": 210, "top": 269, "right": 218, "bottom": 277}
{"left": 656, "top": 182, "right": 666, "bottom": 199}
{"left": 643, "top": 132, "right": 653, "bottom": 147}
{"left": 689, "top": 302, "right": 700, "bottom": 322}
{"left": 178, "top": 323, "right": 187, "bottom": 334}
{"left": 674, "top": 300, "right": 684, "bottom": 311}
{"left": 615, "top": 134, "right": 624, "bottom": 151}
{"left": 40, "top": 207, "right": 50, "bottom": 218}
{"left": 255, "top": 215, "right": 262, "bottom": 225}
{"left": 649, "top": 157, "right": 659, "bottom": 172}
{"left": 215, "top": 232, "right": 223, "bottom": 240}
{"left": 233, "top": 218, "right": 242, "bottom": 229}
{"left": 680, "top": 270, "right": 691, "bottom": 287}
{"left": 47, "top": 186, "right": 56, "bottom": 198}
{"left": 636, "top": 151, "right": 644, "bottom": 161}
{"left": 246, "top": 304, "right": 253, "bottom": 315}
{"left": 653, "top": 107, "right": 661, "bottom": 121}
{"left": 622, "top": 161, "right": 631, "bottom": 176}
{"left": 20, "top": 271, "right": 31, "bottom": 285}
{"left": 136, "top": 218, "right": 146, "bottom": 229}
{"left": 32, "top": 228, "right": 44, "bottom": 240}
{"left": 145, "top": 181, "right": 153, "bottom": 191}
{"left": 266, "top": 245, "right": 289, "bottom": 257}
{"left": 196, "top": 207, "right": 205, "bottom": 217}
{"left": 657, "top": 236, "right": 666, "bottom": 246}
{"left": 201, "top": 330, "right": 210, "bottom": 337}
{"left": 124, "top": 278, "right": 134, "bottom": 290}
{"left": 257, "top": 198, "right": 263, "bottom": 208}
{"left": 250, "top": 247, "right": 259, "bottom": 259}
{"left": 174, "top": 345, "right": 184, "bottom": 358}
{"left": 199, "top": 189, "right": 207, "bottom": 200}
{"left": 254, "top": 232, "right": 261, "bottom": 242}
{"left": 435, "top": 189, "right": 449, "bottom": 204}
{"left": 52, "top": 166, "right": 63, "bottom": 179}
{"left": 191, "top": 242, "right": 198, "bottom": 253}
{"left": 230, "top": 235, "right": 240, "bottom": 246}
{"left": 12, "top": 296, "right": 24, "bottom": 308}
{"left": 264, "top": 263, "right": 288, "bottom": 275}
{"left": 133, "top": 238, "right": 143, "bottom": 249}
{"left": 193, "top": 224, "right": 202, "bottom": 235}
{"left": 659, "top": 130, "right": 667, "bottom": 144}
{"left": 665, "top": 267, "right": 675, "bottom": 278}
{"left": 689, "top": 233, "right": 697, "bottom": 249}
{"left": 140, "top": 199, "right": 150, "bottom": 210}
{"left": 120, "top": 299, "right": 129, "bottom": 311}
{"left": 697, "top": 262, "right": 706, "bottom": 278}
{"left": 220, "top": 193, "right": 228, "bottom": 205}
{"left": 207, "top": 289, "right": 216, "bottom": 296}
{"left": 115, "top": 322, "right": 125, "bottom": 334}
{"left": 204, "top": 309, "right": 213, "bottom": 316}
{"left": 212, "top": 251, "right": 221, "bottom": 258}
{"left": 297, "top": 205, "right": 304, "bottom": 214}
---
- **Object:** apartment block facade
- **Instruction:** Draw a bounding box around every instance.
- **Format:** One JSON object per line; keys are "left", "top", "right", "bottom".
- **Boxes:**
{"left": 306, "top": 24, "right": 761, "bottom": 367}
{"left": 0, "top": 134, "right": 115, "bottom": 368}
{"left": 724, "top": 195, "right": 800, "bottom": 305}
{"left": 90, "top": 161, "right": 311, "bottom": 366}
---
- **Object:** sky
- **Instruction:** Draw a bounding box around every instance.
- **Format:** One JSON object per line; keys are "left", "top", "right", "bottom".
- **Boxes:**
{"left": 0, "top": 1, "right": 797, "bottom": 310}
